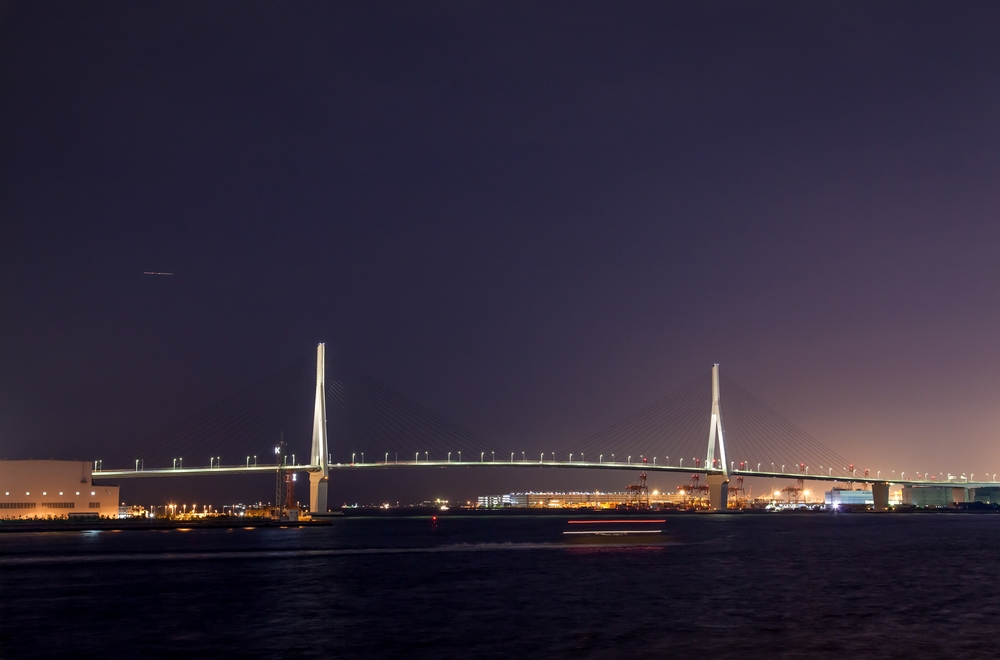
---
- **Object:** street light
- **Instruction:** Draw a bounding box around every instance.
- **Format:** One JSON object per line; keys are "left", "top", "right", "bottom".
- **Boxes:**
{"left": 570, "top": 454, "right": 573, "bottom": 462}
{"left": 599, "top": 454, "right": 603, "bottom": 463}
{"left": 352, "top": 453, "right": 356, "bottom": 464}
{"left": 448, "top": 452, "right": 452, "bottom": 463}
{"left": 679, "top": 458, "right": 683, "bottom": 468}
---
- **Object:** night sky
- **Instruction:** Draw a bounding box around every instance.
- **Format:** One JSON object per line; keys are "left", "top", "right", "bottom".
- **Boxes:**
{"left": 3, "top": 2, "right": 1000, "bottom": 505}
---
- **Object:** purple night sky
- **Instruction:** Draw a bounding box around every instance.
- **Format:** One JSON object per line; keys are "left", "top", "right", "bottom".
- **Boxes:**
{"left": 2, "top": 2, "right": 1000, "bottom": 505}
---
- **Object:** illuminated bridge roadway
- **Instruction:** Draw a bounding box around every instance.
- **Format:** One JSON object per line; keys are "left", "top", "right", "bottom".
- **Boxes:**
{"left": 93, "top": 344, "right": 995, "bottom": 512}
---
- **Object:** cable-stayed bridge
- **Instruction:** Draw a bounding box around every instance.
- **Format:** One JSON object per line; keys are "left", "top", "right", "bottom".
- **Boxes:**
{"left": 93, "top": 344, "right": 996, "bottom": 511}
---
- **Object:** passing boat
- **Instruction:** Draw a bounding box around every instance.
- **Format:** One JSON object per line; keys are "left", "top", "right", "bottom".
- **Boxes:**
{"left": 561, "top": 518, "right": 670, "bottom": 546}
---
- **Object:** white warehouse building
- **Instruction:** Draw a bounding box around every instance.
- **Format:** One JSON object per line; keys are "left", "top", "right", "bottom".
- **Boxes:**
{"left": 0, "top": 460, "right": 120, "bottom": 519}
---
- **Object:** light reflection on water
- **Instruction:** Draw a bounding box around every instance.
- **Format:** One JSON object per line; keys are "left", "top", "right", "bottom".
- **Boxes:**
{"left": 1, "top": 514, "right": 999, "bottom": 659}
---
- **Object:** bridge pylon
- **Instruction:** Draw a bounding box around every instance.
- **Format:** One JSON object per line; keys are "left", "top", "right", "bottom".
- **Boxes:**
{"left": 309, "top": 343, "right": 329, "bottom": 513}
{"left": 705, "top": 363, "right": 730, "bottom": 510}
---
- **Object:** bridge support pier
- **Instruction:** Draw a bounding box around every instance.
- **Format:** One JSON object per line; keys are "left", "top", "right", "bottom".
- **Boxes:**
{"left": 872, "top": 481, "right": 890, "bottom": 511}
{"left": 310, "top": 472, "right": 328, "bottom": 514}
{"left": 707, "top": 474, "right": 730, "bottom": 511}
{"left": 309, "top": 343, "right": 330, "bottom": 515}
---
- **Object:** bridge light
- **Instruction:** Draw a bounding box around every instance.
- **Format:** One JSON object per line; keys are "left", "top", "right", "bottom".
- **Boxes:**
{"left": 570, "top": 454, "right": 573, "bottom": 462}
{"left": 599, "top": 455, "right": 603, "bottom": 463}
{"left": 448, "top": 452, "right": 451, "bottom": 463}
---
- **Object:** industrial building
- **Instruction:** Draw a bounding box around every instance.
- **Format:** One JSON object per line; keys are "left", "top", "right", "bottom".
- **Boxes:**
{"left": 0, "top": 460, "right": 120, "bottom": 519}
{"left": 825, "top": 489, "right": 874, "bottom": 506}
{"left": 972, "top": 487, "right": 1000, "bottom": 503}
{"left": 901, "top": 485, "right": 968, "bottom": 507}
{"left": 477, "top": 491, "right": 687, "bottom": 508}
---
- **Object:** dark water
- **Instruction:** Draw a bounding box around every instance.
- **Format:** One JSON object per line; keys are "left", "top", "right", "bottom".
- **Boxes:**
{"left": 2, "top": 513, "right": 1000, "bottom": 659}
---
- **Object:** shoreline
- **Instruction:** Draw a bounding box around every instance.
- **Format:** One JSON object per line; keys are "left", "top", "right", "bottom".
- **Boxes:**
{"left": 1, "top": 503, "right": 998, "bottom": 533}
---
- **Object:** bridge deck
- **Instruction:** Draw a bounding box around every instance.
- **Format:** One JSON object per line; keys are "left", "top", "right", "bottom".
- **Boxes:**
{"left": 91, "top": 462, "right": 999, "bottom": 488}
